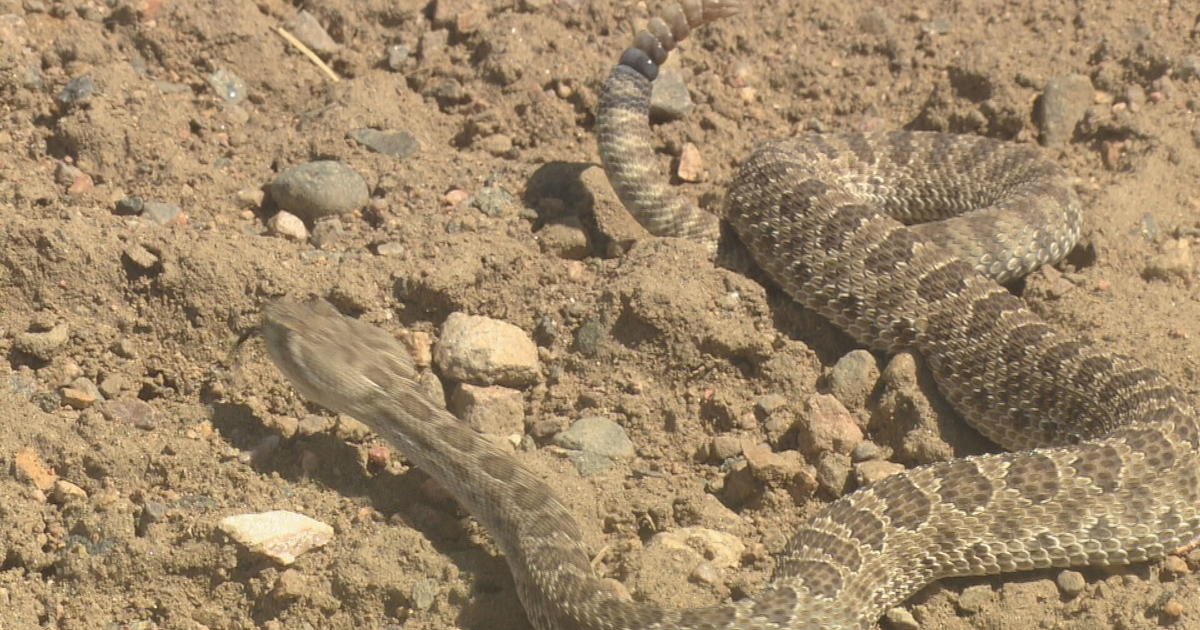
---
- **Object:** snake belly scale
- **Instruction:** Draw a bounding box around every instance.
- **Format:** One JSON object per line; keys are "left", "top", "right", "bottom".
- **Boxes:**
{"left": 261, "top": 2, "right": 1200, "bottom": 628}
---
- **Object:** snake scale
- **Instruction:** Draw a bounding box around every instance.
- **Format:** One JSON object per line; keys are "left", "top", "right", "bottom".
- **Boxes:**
{"left": 261, "top": 2, "right": 1200, "bottom": 628}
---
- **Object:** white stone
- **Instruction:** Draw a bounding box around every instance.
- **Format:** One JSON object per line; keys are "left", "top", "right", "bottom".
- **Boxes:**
{"left": 219, "top": 510, "right": 333, "bottom": 565}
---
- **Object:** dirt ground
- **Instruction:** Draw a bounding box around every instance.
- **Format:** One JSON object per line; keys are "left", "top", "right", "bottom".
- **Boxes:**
{"left": 2, "top": 0, "right": 1200, "bottom": 628}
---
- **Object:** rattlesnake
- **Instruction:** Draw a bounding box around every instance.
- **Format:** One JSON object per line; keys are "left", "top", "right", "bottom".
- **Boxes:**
{"left": 261, "top": 2, "right": 1200, "bottom": 629}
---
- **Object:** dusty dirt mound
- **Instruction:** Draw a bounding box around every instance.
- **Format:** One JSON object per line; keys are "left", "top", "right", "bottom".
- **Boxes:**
{"left": 2, "top": 0, "right": 1199, "bottom": 628}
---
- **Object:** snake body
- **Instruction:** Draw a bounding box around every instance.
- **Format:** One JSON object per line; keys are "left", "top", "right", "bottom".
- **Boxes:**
{"left": 262, "top": 2, "right": 1200, "bottom": 629}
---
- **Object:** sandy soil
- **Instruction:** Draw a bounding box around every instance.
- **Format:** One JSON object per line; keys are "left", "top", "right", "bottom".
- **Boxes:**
{"left": 2, "top": 0, "right": 1200, "bottom": 628}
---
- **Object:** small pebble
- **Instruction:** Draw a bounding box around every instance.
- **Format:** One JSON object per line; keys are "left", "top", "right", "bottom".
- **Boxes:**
{"left": 55, "top": 75, "right": 94, "bottom": 106}
{"left": 207, "top": 68, "right": 246, "bottom": 103}
{"left": 286, "top": 10, "right": 339, "bottom": 55}
{"left": 268, "top": 210, "right": 308, "bottom": 241}
{"left": 386, "top": 44, "right": 411, "bottom": 71}
{"left": 1162, "top": 554, "right": 1189, "bottom": 577}
{"left": 676, "top": 142, "right": 706, "bottom": 182}
{"left": 884, "top": 607, "right": 919, "bottom": 630}
{"left": 1161, "top": 597, "right": 1184, "bottom": 618}
{"left": 444, "top": 188, "right": 470, "bottom": 205}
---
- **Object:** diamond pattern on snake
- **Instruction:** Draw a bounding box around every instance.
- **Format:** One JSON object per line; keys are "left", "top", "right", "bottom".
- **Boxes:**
{"left": 262, "top": 2, "right": 1200, "bottom": 628}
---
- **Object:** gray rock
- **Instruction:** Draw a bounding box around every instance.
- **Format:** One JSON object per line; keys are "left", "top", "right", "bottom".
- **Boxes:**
{"left": 207, "top": 68, "right": 246, "bottom": 103}
{"left": 1056, "top": 570, "right": 1086, "bottom": 598}
{"left": 348, "top": 128, "right": 419, "bottom": 159}
{"left": 114, "top": 196, "right": 144, "bottom": 215}
{"left": 828, "top": 349, "right": 879, "bottom": 410}
{"left": 269, "top": 161, "right": 369, "bottom": 221}
{"left": 1038, "top": 74, "right": 1093, "bottom": 147}
{"left": 571, "top": 320, "right": 606, "bottom": 357}
{"left": 1178, "top": 55, "right": 1200, "bottom": 81}
{"left": 13, "top": 323, "right": 69, "bottom": 360}
{"left": 142, "top": 201, "right": 182, "bottom": 225}
{"left": 434, "top": 312, "right": 539, "bottom": 387}
{"left": 411, "top": 578, "right": 437, "bottom": 610}
{"left": 566, "top": 450, "right": 617, "bottom": 476}
{"left": 650, "top": 65, "right": 692, "bottom": 121}
{"left": 471, "top": 185, "right": 516, "bottom": 218}
{"left": 554, "top": 415, "right": 635, "bottom": 462}
{"left": 386, "top": 44, "right": 411, "bottom": 71}
{"left": 55, "top": 75, "right": 94, "bottom": 106}
{"left": 815, "top": 451, "right": 851, "bottom": 496}
{"left": 286, "top": 10, "right": 339, "bottom": 55}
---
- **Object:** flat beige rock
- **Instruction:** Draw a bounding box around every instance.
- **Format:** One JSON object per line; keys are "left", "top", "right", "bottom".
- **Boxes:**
{"left": 218, "top": 510, "right": 334, "bottom": 565}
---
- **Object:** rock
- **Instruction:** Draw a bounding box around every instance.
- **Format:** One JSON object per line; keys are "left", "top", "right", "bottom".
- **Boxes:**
{"left": 1143, "top": 238, "right": 1193, "bottom": 282}
{"left": 142, "top": 201, "right": 183, "bottom": 225}
{"left": 478, "top": 133, "right": 513, "bottom": 157}
{"left": 1177, "top": 55, "right": 1200, "bottom": 81}
{"left": 13, "top": 323, "right": 69, "bottom": 360}
{"left": 333, "top": 415, "right": 372, "bottom": 442}
{"left": 470, "top": 185, "right": 517, "bottom": 218}
{"left": 709, "top": 435, "right": 742, "bottom": 461}
{"left": 114, "top": 196, "right": 144, "bottom": 215}
{"left": 645, "top": 527, "right": 744, "bottom": 570}
{"left": 650, "top": 64, "right": 692, "bottom": 121}
{"left": 123, "top": 243, "right": 159, "bottom": 269}
{"left": 1056, "top": 570, "right": 1086, "bottom": 598}
{"left": 448, "top": 384, "right": 525, "bottom": 436}
{"left": 815, "top": 451, "right": 852, "bottom": 496}
{"left": 676, "top": 142, "right": 706, "bottom": 182}
{"left": 795, "top": 394, "right": 864, "bottom": 457}
{"left": 434, "top": 312, "right": 539, "bottom": 386}
{"left": 411, "top": 578, "right": 438, "bottom": 610}
{"left": 54, "top": 162, "right": 93, "bottom": 192}
{"left": 884, "top": 607, "right": 919, "bottom": 630}
{"left": 828, "top": 349, "right": 879, "bottom": 410}
{"left": 386, "top": 44, "right": 411, "bottom": 71}
{"left": 136, "top": 501, "right": 168, "bottom": 536}
{"left": 1038, "top": 74, "right": 1093, "bottom": 147}
{"left": 956, "top": 584, "right": 993, "bottom": 614}
{"left": 742, "top": 442, "right": 818, "bottom": 501}
{"left": 50, "top": 479, "right": 87, "bottom": 503}
{"left": 348, "top": 128, "right": 419, "bottom": 159}
{"left": 268, "top": 210, "right": 308, "bottom": 241}
{"left": 218, "top": 510, "right": 334, "bottom": 565}
{"left": 206, "top": 68, "right": 246, "bottom": 103}
{"left": 375, "top": 241, "right": 405, "bottom": 256}
{"left": 60, "top": 386, "right": 96, "bottom": 409}
{"left": 538, "top": 217, "right": 590, "bottom": 259}
{"left": 571, "top": 320, "right": 607, "bottom": 357}
{"left": 286, "top": 10, "right": 339, "bottom": 55}
{"left": 553, "top": 416, "right": 634, "bottom": 460}
{"left": 97, "top": 399, "right": 160, "bottom": 430}
{"left": 55, "top": 75, "right": 94, "bottom": 106}
{"left": 1162, "top": 554, "right": 1189, "bottom": 577}
{"left": 13, "top": 448, "right": 57, "bottom": 491}
{"left": 854, "top": 459, "right": 905, "bottom": 485}
{"left": 269, "top": 161, "right": 369, "bottom": 221}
